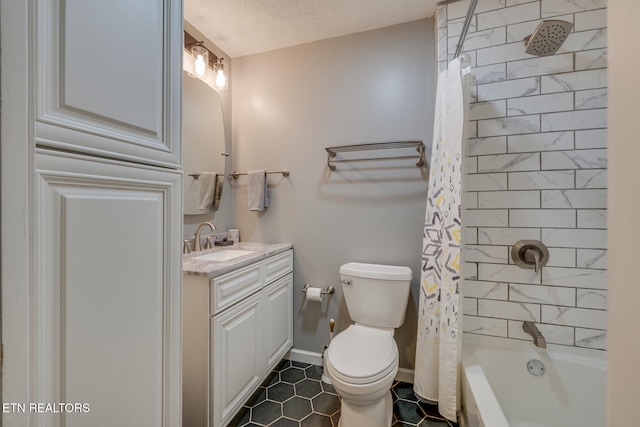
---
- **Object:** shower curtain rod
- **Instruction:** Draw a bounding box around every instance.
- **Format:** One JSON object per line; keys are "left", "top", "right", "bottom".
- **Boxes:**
{"left": 437, "top": 0, "right": 479, "bottom": 58}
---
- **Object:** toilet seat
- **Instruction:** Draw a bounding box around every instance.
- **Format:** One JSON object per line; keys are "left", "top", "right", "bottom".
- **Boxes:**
{"left": 326, "top": 325, "right": 398, "bottom": 385}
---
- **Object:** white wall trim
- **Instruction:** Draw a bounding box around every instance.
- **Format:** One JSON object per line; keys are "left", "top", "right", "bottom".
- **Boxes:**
{"left": 396, "top": 367, "right": 415, "bottom": 384}
{"left": 286, "top": 348, "right": 323, "bottom": 366}
{"left": 286, "top": 348, "right": 415, "bottom": 383}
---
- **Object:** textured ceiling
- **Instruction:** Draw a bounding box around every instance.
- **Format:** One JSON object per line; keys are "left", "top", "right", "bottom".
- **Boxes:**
{"left": 185, "top": 0, "right": 438, "bottom": 58}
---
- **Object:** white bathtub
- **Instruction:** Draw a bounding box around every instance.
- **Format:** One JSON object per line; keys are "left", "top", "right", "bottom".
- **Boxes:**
{"left": 460, "top": 333, "right": 606, "bottom": 427}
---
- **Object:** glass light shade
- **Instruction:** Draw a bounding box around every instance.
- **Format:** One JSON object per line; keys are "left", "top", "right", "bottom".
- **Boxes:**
{"left": 191, "top": 45, "right": 208, "bottom": 77}
{"left": 213, "top": 59, "right": 228, "bottom": 90}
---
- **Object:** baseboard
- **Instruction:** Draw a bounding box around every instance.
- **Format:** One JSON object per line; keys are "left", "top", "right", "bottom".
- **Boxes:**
{"left": 286, "top": 348, "right": 323, "bottom": 366}
{"left": 395, "top": 367, "right": 415, "bottom": 384}
{"left": 286, "top": 348, "right": 415, "bottom": 383}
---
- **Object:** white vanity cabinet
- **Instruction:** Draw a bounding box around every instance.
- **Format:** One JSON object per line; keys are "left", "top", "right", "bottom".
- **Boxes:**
{"left": 183, "top": 249, "right": 293, "bottom": 427}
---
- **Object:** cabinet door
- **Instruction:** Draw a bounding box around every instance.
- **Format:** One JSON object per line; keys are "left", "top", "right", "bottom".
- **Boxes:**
{"left": 263, "top": 273, "right": 294, "bottom": 373}
{"left": 212, "top": 293, "right": 263, "bottom": 427}
{"left": 34, "top": 150, "right": 182, "bottom": 427}
{"left": 34, "top": 0, "right": 182, "bottom": 167}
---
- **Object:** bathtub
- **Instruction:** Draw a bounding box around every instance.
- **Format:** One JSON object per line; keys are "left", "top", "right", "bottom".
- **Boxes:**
{"left": 460, "top": 333, "right": 606, "bottom": 427}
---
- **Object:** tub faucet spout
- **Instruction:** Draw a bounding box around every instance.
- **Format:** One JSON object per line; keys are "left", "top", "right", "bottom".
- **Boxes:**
{"left": 523, "top": 321, "right": 546, "bottom": 348}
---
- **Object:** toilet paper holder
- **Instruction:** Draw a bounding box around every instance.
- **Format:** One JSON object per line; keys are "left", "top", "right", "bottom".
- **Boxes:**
{"left": 302, "top": 284, "right": 335, "bottom": 295}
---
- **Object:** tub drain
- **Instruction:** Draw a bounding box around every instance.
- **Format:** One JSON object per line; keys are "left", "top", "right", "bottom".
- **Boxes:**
{"left": 526, "top": 359, "right": 545, "bottom": 376}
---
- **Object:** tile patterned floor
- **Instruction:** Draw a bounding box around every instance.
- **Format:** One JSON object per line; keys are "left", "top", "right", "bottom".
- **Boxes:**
{"left": 228, "top": 360, "right": 459, "bottom": 427}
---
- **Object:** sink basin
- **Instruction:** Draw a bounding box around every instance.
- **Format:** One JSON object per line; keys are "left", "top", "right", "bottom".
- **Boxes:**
{"left": 192, "top": 249, "right": 255, "bottom": 262}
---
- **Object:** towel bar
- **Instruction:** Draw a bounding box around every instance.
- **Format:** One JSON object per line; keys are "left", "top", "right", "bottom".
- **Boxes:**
{"left": 231, "top": 169, "right": 290, "bottom": 179}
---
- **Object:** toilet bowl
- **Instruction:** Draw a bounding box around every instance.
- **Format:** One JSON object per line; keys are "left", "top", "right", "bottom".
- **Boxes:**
{"left": 325, "top": 262, "right": 412, "bottom": 427}
{"left": 326, "top": 325, "right": 399, "bottom": 427}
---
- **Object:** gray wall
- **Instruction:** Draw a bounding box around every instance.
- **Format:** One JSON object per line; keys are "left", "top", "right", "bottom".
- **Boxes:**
{"left": 231, "top": 19, "right": 435, "bottom": 369}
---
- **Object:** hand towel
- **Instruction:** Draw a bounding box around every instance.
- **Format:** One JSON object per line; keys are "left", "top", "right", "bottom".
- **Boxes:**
{"left": 248, "top": 169, "right": 269, "bottom": 211}
{"left": 197, "top": 172, "right": 218, "bottom": 211}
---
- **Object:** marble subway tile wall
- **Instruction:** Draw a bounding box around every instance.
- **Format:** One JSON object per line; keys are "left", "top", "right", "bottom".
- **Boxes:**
{"left": 437, "top": 0, "right": 607, "bottom": 350}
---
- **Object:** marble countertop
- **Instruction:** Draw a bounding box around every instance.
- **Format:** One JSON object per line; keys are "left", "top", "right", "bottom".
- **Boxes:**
{"left": 182, "top": 242, "right": 293, "bottom": 278}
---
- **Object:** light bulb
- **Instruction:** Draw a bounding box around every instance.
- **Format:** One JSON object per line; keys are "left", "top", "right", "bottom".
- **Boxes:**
{"left": 213, "top": 58, "right": 228, "bottom": 90}
{"left": 215, "top": 69, "right": 226, "bottom": 89}
{"left": 191, "top": 44, "right": 208, "bottom": 77}
{"left": 194, "top": 54, "right": 206, "bottom": 76}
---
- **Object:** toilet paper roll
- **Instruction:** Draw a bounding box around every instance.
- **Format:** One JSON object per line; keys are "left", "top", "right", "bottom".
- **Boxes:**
{"left": 306, "top": 287, "right": 323, "bottom": 302}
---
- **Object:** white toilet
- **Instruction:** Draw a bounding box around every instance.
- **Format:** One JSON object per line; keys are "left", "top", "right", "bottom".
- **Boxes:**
{"left": 325, "top": 262, "right": 412, "bottom": 427}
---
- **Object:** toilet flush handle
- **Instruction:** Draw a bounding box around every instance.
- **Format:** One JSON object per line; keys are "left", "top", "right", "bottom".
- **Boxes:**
{"left": 341, "top": 278, "right": 352, "bottom": 286}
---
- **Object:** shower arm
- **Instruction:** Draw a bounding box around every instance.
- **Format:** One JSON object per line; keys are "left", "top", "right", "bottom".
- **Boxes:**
{"left": 437, "top": 0, "right": 479, "bottom": 59}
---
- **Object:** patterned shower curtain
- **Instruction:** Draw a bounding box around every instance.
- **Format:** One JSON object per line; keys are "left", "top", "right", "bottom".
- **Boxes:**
{"left": 413, "top": 56, "right": 469, "bottom": 422}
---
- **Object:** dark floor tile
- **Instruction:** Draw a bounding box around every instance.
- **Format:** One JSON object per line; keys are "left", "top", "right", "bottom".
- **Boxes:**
{"left": 262, "top": 371, "right": 280, "bottom": 387}
{"left": 281, "top": 367, "right": 306, "bottom": 384}
{"left": 275, "top": 359, "right": 291, "bottom": 372}
{"left": 295, "top": 379, "right": 323, "bottom": 398}
{"left": 394, "top": 399, "right": 426, "bottom": 424}
{"left": 271, "top": 417, "right": 301, "bottom": 427}
{"left": 251, "top": 400, "right": 282, "bottom": 425}
{"left": 268, "top": 382, "right": 295, "bottom": 402}
{"left": 283, "top": 396, "right": 313, "bottom": 420}
{"left": 300, "top": 413, "right": 333, "bottom": 427}
{"left": 305, "top": 365, "right": 323, "bottom": 381}
{"left": 330, "top": 410, "right": 340, "bottom": 427}
{"left": 291, "top": 361, "right": 312, "bottom": 369}
{"left": 239, "top": 361, "right": 460, "bottom": 427}
{"left": 311, "top": 393, "right": 340, "bottom": 416}
{"left": 320, "top": 382, "right": 336, "bottom": 394}
{"left": 419, "top": 419, "right": 452, "bottom": 427}
{"left": 246, "top": 386, "right": 267, "bottom": 407}
{"left": 228, "top": 406, "right": 250, "bottom": 426}
{"left": 393, "top": 381, "right": 419, "bottom": 402}
{"left": 417, "top": 401, "right": 447, "bottom": 420}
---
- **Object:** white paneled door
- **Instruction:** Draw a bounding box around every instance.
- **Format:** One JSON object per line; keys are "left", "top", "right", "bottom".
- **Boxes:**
{"left": 34, "top": 150, "right": 182, "bottom": 427}
{"left": 1, "top": 0, "right": 182, "bottom": 425}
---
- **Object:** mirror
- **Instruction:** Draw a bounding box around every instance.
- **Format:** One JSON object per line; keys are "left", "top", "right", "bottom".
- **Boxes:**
{"left": 182, "top": 70, "right": 226, "bottom": 214}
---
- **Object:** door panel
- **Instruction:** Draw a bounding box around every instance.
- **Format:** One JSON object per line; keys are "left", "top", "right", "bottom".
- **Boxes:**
{"left": 35, "top": 150, "right": 182, "bottom": 427}
{"left": 212, "top": 294, "right": 263, "bottom": 427}
{"left": 35, "top": 0, "right": 181, "bottom": 167}
{"left": 264, "top": 273, "right": 294, "bottom": 373}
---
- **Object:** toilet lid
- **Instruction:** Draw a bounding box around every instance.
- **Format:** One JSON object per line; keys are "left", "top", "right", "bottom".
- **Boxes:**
{"left": 327, "top": 325, "right": 398, "bottom": 384}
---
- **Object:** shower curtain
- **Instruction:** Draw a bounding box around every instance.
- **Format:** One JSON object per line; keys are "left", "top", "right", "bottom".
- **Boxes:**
{"left": 413, "top": 56, "right": 469, "bottom": 422}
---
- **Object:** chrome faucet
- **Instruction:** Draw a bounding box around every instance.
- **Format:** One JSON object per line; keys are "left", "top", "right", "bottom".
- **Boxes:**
{"left": 192, "top": 222, "right": 216, "bottom": 252}
{"left": 523, "top": 321, "right": 546, "bottom": 348}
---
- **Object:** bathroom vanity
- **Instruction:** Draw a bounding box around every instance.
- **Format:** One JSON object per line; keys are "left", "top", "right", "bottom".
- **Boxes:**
{"left": 183, "top": 243, "right": 293, "bottom": 427}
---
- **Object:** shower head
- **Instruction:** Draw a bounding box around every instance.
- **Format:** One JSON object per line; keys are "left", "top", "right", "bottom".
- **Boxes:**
{"left": 523, "top": 20, "right": 573, "bottom": 56}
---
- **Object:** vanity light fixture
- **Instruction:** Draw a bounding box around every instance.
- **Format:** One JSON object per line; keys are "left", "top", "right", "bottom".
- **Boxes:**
{"left": 191, "top": 42, "right": 208, "bottom": 77}
{"left": 213, "top": 58, "right": 228, "bottom": 90}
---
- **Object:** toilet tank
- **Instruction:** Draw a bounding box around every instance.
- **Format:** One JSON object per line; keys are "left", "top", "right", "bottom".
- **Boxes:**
{"left": 340, "top": 262, "right": 412, "bottom": 329}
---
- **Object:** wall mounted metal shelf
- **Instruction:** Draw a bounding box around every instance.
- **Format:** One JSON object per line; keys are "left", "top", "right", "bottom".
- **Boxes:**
{"left": 325, "top": 141, "right": 425, "bottom": 171}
